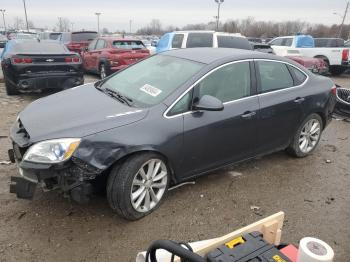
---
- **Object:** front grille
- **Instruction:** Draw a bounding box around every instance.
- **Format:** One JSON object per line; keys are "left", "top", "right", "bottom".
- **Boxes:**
{"left": 13, "top": 142, "right": 28, "bottom": 161}
{"left": 337, "top": 88, "right": 350, "bottom": 105}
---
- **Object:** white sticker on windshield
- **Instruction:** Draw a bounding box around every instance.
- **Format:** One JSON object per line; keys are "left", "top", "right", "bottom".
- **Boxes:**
{"left": 140, "top": 84, "right": 162, "bottom": 97}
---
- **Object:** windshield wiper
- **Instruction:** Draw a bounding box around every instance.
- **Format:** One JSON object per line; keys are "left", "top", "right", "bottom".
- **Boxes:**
{"left": 105, "top": 88, "right": 133, "bottom": 106}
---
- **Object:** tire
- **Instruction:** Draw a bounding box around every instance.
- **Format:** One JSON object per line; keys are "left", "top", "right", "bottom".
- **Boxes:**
{"left": 315, "top": 56, "right": 329, "bottom": 75}
{"left": 286, "top": 114, "right": 323, "bottom": 158}
{"left": 5, "top": 78, "right": 20, "bottom": 96}
{"left": 107, "top": 153, "right": 170, "bottom": 220}
{"left": 329, "top": 66, "right": 346, "bottom": 76}
{"left": 99, "top": 63, "right": 107, "bottom": 79}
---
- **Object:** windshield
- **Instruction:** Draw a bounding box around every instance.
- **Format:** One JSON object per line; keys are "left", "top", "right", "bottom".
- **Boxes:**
{"left": 101, "top": 55, "right": 204, "bottom": 107}
{"left": 112, "top": 40, "right": 146, "bottom": 50}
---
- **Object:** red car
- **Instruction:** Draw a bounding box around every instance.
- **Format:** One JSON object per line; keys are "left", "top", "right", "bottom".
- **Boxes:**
{"left": 81, "top": 37, "right": 150, "bottom": 78}
{"left": 60, "top": 31, "right": 98, "bottom": 54}
{"left": 286, "top": 56, "right": 327, "bottom": 75}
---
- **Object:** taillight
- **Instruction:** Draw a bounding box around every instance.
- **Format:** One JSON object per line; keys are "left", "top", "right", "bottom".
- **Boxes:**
{"left": 331, "top": 85, "right": 337, "bottom": 95}
{"left": 342, "top": 49, "right": 349, "bottom": 61}
{"left": 12, "top": 58, "right": 33, "bottom": 64}
{"left": 65, "top": 57, "right": 80, "bottom": 63}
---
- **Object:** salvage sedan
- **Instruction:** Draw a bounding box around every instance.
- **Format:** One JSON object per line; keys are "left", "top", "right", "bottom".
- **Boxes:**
{"left": 1, "top": 39, "right": 84, "bottom": 95}
{"left": 9, "top": 48, "right": 336, "bottom": 220}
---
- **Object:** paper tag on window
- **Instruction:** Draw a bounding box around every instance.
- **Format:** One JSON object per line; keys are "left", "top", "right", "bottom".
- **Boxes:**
{"left": 140, "top": 84, "right": 162, "bottom": 97}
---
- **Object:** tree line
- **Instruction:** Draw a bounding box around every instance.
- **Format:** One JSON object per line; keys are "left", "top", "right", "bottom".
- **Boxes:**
{"left": 137, "top": 18, "right": 350, "bottom": 39}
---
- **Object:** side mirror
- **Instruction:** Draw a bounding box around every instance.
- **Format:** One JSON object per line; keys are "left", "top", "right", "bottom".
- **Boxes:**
{"left": 82, "top": 46, "right": 89, "bottom": 52}
{"left": 193, "top": 95, "right": 224, "bottom": 111}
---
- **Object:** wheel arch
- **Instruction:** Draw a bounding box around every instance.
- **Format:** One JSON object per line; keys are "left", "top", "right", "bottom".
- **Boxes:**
{"left": 102, "top": 148, "right": 178, "bottom": 185}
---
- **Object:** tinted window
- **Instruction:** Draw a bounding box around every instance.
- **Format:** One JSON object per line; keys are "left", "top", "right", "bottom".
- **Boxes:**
{"left": 258, "top": 61, "right": 294, "bottom": 93}
{"left": 71, "top": 32, "right": 97, "bottom": 42}
{"left": 198, "top": 62, "right": 251, "bottom": 103}
{"left": 172, "top": 34, "right": 184, "bottom": 48}
{"left": 169, "top": 91, "right": 192, "bottom": 116}
{"left": 49, "top": 33, "right": 62, "bottom": 40}
{"left": 112, "top": 40, "right": 145, "bottom": 50}
{"left": 315, "top": 38, "right": 344, "bottom": 47}
{"left": 217, "top": 36, "right": 252, "bottom": 50}
{"left": 102, "top": 55, "right": 204, "bottom": 107}
{"left": 88, "top": 39, "right": 97, "bottom": 51}
{"left": 186, "top": 33, "right": 213, "bottom": 48}
{"left": 95, "top": 39, "right": 106, "bottom": 50}
{"left": 289, "top": 66, "right": 307, "bottom": 85}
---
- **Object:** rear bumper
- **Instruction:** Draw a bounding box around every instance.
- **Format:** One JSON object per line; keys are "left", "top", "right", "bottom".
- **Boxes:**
{"left": 13, "top": 73, "right": 84, "bottom": 91}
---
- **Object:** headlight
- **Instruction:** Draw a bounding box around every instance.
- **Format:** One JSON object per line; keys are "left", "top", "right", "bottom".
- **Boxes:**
{"left": 23, "top": 138, "right": 81, "bottom": 164}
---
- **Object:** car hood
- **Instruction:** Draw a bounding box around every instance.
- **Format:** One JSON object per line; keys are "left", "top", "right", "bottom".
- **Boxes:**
{"left": 17, "top": 83, "right": 148, "bottom": 144}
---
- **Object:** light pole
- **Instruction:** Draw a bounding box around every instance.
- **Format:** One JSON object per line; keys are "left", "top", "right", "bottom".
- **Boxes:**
{"left": 334, "top": 2, "right": 349, "bottom": 38}
{"left": 0, "top": 9, "right": 6, "bottom": 32}
{"left": 95, "top": 12, "right": 101, "bottom": 35}
{"left": 214, "top": 0, "right": 224, "bottom": 31}
{"left": 58, "top": 17, "right": 62, "bottom": 31}
{"left": 22, "top": 0, "right": 29, "bottom": 31}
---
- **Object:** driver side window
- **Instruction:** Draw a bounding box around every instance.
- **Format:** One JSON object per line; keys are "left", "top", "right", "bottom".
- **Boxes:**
{"left": 88, "top": 39, "right": 97, "bottom": 51}
{"left": 196, "top": 62, "right": 251, "bottom": 103}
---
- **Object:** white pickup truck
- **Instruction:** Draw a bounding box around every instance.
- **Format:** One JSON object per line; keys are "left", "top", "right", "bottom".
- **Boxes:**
{"left": 269, "top": 35, "right": 349, "bottom": 75}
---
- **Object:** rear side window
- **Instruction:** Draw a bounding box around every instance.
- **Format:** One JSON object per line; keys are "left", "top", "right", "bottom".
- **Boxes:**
{"left": 289, "top": 66, "right": 307, "bottom": 85}
{"left": 217, "top": 36, "right": 252, "bottom": 50}
{"left": 88, "top": 39, "right": 97, "bottom": 51}
{"left": 186, "top": 33, "right": 213, "bottom": 48}
{"left": 95, "top": 39, "right": 106, "bottom": 50}
{"left": 172, "top": 34, "right": 184, "bottom": 49}
{"left": 257, "top": 61, "right": 294, "bottom": 93}
{"left": 197, "top": 61, "right": 251, "bottom": 102}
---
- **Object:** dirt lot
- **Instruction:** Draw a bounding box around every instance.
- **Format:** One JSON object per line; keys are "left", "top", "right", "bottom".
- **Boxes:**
{"left": 0, "top": 74, "right": 349, "bottom": 261}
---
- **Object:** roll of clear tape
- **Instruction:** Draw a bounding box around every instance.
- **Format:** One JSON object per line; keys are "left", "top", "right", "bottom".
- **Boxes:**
{"left": 297, "top": 237, "right": 334, "bottom": 262}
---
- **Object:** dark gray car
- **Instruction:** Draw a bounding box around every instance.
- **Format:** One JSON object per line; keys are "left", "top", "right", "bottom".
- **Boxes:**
{"left": 9, "top": 48, "right": 336, "bottom": 220}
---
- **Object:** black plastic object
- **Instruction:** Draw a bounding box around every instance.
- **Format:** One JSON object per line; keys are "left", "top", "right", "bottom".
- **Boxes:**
{"left": 9, "top": 176, "right": 36, "bottom": 199}
{"left": 206, "top": 231, "right": 291, "bottom": 262}
{"left": 145, "top": 239, "right": 205, "bottom": 262}
{"left": 334, "top": 87, "right": 350, "bottom": 118}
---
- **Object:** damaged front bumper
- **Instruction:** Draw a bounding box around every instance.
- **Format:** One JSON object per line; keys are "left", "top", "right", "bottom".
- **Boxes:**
{"left": 8, "top": 147, "right": 103, "bottom": 204}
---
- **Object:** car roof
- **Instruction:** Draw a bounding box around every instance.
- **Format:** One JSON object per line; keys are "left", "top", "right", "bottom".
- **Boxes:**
{"left": 100, "top": 37, "right": 142, "bottom": 41}
{"left": 160, "top": 47, "right": 284, "bottom": 64}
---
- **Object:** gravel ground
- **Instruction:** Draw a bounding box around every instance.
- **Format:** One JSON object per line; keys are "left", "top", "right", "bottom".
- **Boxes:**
{"left": 0, "top": 74, "right": 349, "bottom": 261}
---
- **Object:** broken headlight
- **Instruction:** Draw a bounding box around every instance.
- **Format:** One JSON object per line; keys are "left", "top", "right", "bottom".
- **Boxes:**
{"left": 23, "top": 138, "right": 81, "bottom": 164}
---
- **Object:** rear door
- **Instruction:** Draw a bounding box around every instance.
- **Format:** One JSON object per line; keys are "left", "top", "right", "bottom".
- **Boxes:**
{"left": 171, "top": 34, "right": 185, "bottom": 49}
{"left": 179, "top": 61, "right": 259, "bottom": 178}
{"left": 255, "top": 60, "right": 308, "bottom": 154}
{"left": 185, "top": 33, "right": 214, "bottom": 48}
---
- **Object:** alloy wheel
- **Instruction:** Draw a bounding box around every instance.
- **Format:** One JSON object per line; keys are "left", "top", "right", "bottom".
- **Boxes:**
{"left": 299, "top": 118, "right": 321, "bottom": 153}
{"left": 130, "top": 159, "right": 168, "bottom": 213}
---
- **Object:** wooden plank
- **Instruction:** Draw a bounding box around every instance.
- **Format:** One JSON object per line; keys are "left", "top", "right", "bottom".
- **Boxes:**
{"left": 173, "top": 211, "right": 285, "bottom": 262}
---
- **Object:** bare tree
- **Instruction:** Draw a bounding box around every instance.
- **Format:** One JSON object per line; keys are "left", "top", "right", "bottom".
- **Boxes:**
{"left": 56, "top": 17, "right": 71, "bottom": 32}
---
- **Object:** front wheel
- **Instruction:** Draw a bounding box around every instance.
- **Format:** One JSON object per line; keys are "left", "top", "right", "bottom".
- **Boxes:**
{"left": 107, "top": 153, "right": 170, "bottom": 220}
{"left": 286, "top": 114, "right": 323, "bottom": 158}
{"left": 99, "top": 63, "right": 107, "bottom": 79}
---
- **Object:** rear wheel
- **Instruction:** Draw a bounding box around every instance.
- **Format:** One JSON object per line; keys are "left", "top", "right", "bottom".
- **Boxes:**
{"left": 107, "top": 153, "right": 170, "bottom": 220}
{"left": 286, "top": 114, "right": 323, "bottom": 158}
{"left": 5, "top": 78, "right": 20, "bottom": 96}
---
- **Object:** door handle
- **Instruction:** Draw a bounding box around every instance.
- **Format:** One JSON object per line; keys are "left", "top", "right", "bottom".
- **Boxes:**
{"left": 294, "top": 97, "right": 305, "bottom": 103}
{"left": 241, "top": 111, "right": 256, "bottom": 119}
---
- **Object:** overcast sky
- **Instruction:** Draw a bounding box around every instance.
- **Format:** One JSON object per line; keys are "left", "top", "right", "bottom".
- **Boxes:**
{"left": 2, "top": 0, "right": 350, "bottom": 32}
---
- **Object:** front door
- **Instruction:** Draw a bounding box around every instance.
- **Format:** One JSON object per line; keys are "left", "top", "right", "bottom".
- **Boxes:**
{"left": 180, "top": 61, "right": 259, "bottom": 179}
